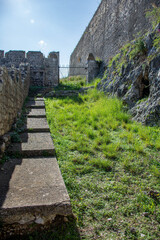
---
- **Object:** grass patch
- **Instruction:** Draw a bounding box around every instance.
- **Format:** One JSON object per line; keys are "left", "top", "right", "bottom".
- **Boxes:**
{"left": 45, "top": 84, "right": 160, "bottom": 239}
{"left": 58, "top": 76, "right": 86, "bottom": 90}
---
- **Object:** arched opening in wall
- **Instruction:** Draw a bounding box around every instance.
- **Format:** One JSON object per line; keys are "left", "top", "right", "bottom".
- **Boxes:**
{"left": 87, "top": 53, "right": 95, "bottom": 61}
{"left": 139, "top": 77, "right": 150, "bottom": 99}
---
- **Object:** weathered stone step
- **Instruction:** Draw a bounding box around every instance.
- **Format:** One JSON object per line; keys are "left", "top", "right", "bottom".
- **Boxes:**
{"left": 29, "top": 97, "right": 44, "bottom": 101}
{"left": 7, "top": 132, "right": 55, "bottom": 157}
{"left": 26, "top": 100, "right": 45, "bottom": 109}
{"left": 0, "top": 157, "right": 72, "bottom": 237}
{"left": 24, "top": 118, "right": 50, "bottom": 132}
{"left": 27, "top": 108, "right": 46, "bottom": 118}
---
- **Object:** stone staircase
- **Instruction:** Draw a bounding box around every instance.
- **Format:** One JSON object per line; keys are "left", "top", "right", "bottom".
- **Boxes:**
{"left": 0, "top": 96, "right": 72, "bottom": 238}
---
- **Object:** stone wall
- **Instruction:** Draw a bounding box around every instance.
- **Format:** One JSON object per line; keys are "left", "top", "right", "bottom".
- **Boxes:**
{"left": 5, "top": 51, "right": 26, "bottom": 68}
{"left": 0, "top": 64, "right": 30, "bottom": 136}
{"left": 0, "top": 50, "right": 59, "bottom": 87}
{"left": 27, "top": 51, "right": 45, "bottom": 86}
{"left": 45, "top": 52, "right": 59, "bottom": 86}
{"left": 0, "top": 49, "right": 59, "bottom": 144}
{"left": 70, "top": 0, "right": 160, "bottom": 76}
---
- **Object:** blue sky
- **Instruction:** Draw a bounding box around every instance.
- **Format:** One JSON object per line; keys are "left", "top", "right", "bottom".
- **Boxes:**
{"left": 0, "top": 0, "right": 100, "bottom": 76}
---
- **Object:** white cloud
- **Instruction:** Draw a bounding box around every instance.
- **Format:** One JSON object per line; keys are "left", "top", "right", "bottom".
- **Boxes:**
{"left": 30, "top": 19, "right": 35, "bottom": 24}
{"left": 38, "top": 40, "right": 47, "bottom": 47}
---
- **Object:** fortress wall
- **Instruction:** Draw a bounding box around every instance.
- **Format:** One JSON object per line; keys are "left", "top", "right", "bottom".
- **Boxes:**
{"left": 0, "top": 50, "right": 59, "bottom": 87}
{"left": 70, "top": 0, "right": 160, "bottom": 76}
{"left": 0, "top": 64, "right": 30, "bottom": 136}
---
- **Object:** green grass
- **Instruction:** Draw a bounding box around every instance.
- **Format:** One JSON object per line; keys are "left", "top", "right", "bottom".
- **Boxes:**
{"left": 45, "top": 83, "right": 160, "bottom": 240}
{"left": 58, "top": 75, "right": 86, "bottom": 90}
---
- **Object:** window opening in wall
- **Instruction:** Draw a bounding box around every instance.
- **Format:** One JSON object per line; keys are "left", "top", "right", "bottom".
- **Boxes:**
{"left": 78, "top": 57, "right": 81, "bottom": 63}
{"left": 40, "top": 72, "right": 43, "bottom": 77}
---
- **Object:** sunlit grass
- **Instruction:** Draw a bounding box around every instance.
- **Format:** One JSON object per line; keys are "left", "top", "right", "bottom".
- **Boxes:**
{"left": 45, "top": 84, "right": 160, "bottom": 240}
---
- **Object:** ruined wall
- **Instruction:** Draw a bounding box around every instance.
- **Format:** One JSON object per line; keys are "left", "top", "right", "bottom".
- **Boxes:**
{"left": 27, "top": 51, "right": 45, "bottom": 86}
{"left": 0, "top": 64, "right": 30, "bottom": 136}
{"left": 0, "top": 50, "right": 59, "bottom": 87}
{"left": 45, "top": 52, "right": 59, "bottom": 86}
{"left": 70, "top": 0, "right": 160, "bottom": 76}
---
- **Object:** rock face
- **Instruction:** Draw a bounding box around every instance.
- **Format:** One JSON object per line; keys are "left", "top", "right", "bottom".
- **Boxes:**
{"left": 69, "top": 0, "right": 160, "bottom": 76}
{"left": 97, "top": 25, "right": 160, "bottom": 126}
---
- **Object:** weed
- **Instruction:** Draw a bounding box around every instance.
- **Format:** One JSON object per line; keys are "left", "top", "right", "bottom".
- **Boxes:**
{"left": 0, "top": 154, "right": 10, "bottom": 165}
{"left": 153, "top": 33, "right": 160, "bottom": 51}
{"left": 129, "top": 39, "right": 147, "bottom": 60}
{"left": 10, "top": 132, "right": 21, "bottom": 143}
{"left": 146, "top": 5, "right": 160, "bottom": 28}
{"left": 95, "top": 57, "right": 102, "bottom": 63}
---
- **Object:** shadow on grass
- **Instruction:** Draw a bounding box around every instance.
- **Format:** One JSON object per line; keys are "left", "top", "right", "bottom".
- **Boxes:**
{"left": 54, "top": 83, "right": 83, "bottom": 91}
{"left": 5, "top": 216, "right": 81, "bottom": 240}
{"left": 49, "top": 95, "right": 84, "bottom": 104}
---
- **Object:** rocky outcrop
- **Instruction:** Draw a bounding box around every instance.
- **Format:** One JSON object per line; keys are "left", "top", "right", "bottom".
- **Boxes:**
{"left": 98, "top": 24, "right": 160, "bottom": 126}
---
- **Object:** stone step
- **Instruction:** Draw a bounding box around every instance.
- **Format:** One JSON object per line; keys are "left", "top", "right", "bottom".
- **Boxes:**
{"left": 0, "top": 157, "right": 72, "bottom": 237}
{"left": 27, "top": 108, "right": 46, "bottom": 118}
{"left": 7, "top": 132, "right": 55, "bottom": 157}
{"left": 24, "top": 118, "right": 50, "bottom": 132}
{"left": 29, "top": 97, "right": 44, "bottom": 101}
{"left": 26, "top": 100, "right": 45, "bottom": 109}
